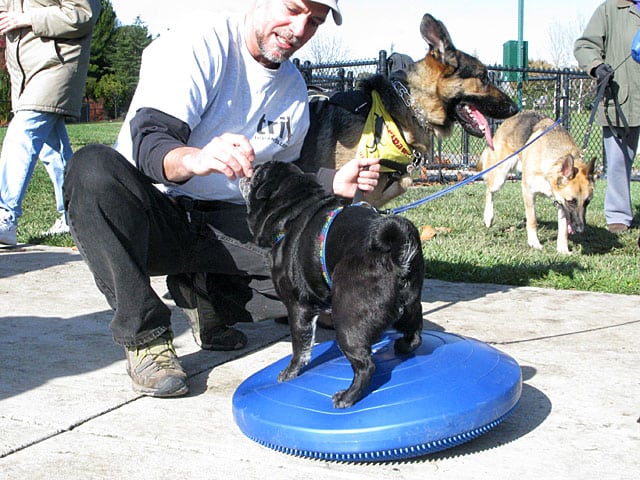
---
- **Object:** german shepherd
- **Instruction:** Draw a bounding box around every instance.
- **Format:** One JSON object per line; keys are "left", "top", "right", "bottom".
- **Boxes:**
{"left": 479, "top": 110, "right": 596, "bottom": 254}
{"left": 296, "top": 13, "right": 518, "bottom": 207}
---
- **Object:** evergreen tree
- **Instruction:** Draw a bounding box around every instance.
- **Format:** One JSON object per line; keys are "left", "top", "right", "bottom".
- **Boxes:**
{"left": 100, "top": 17, "right": 153, "bottom": 117}
{"left": 87, "top": 0, "right": 118, "bottom": 98}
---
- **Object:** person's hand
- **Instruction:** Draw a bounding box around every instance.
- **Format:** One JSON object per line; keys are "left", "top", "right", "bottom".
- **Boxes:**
{"left": 165, "top": 133, "right": 255, "bottom": 183}
{"left": 0, "top": 11, "right": 32, "bottom": 35}
{"left": 594, "top": 63, "right": 613, "bottom": 85}
{"left": 332, "top": 157, "right": 381, "bottom": 198}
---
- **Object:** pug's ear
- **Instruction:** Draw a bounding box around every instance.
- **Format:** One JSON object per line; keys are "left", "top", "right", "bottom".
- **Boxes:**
{"left": 254, "top": 182, "right": 273, "bottom": 200}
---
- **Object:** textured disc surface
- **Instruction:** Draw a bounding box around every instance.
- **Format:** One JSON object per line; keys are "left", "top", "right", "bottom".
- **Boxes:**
{"left": 232, "top": 330, "right": 522, "bottom": 462}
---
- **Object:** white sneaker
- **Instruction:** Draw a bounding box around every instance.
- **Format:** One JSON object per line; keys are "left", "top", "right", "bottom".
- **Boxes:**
{"left": 0, "top": 213, "right": 17, "bottom": 245}
{"left": 44, "top": 214, "right": 70, "bottom": 236}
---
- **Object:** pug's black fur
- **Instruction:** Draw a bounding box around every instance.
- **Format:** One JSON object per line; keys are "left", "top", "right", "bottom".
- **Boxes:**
{"left": 242, "top": 161, "right": 424, "bottom": 408}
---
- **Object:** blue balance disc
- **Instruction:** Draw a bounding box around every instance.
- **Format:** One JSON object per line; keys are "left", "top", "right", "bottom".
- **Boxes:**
{"left": 232, "top": 330, "right": 522, "bottom": 462}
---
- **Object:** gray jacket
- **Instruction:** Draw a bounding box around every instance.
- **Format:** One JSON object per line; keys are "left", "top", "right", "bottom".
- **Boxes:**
{"left": 1, "top": 0, "right": 101, "bottom": 118}
{"left": 574, "top": 0, "right": 640, "bottom": 127}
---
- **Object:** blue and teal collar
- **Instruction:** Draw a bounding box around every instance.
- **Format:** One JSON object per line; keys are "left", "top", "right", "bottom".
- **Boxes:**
{"left": 319, "top": 206, "right": 344, "bottom": 289}
{"left": 319, "top": 202, "right": 372, "bottom": 289}
{"left": 274, "top": 202, "right": 372, "bottom": 289}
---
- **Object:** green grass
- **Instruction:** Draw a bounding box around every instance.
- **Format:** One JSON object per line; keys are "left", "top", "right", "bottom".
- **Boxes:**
{"left": 4, "top": 121, "right": 639, "bottom": 295}
{"left": 394, "top": 181, "right": 640, "bottom": 295}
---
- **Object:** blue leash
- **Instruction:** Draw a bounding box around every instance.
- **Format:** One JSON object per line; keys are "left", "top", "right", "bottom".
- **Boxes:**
{"left": 384, "top": 116, "right": 565, "bottom": 215}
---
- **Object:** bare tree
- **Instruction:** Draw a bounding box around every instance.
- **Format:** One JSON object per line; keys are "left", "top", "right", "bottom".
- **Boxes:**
{"left": 298, "top": 31, "right": 351, "bottom": 64}
{"left": 546, "top": 15, "right": 587, "bottom": 68}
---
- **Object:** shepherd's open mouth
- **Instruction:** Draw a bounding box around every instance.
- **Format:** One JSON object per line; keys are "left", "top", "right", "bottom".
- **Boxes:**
{"left": 456, "top": 103, "right": 494, "bottom": 150}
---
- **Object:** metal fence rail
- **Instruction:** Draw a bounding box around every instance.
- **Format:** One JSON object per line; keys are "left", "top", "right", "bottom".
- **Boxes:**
{"left": 293, "top": 51, "right": 615, "bottom": 181}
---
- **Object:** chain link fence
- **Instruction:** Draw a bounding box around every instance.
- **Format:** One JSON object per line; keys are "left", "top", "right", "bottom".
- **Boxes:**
{"left": 293, "top": 51, "right": 639, "bottom": 182}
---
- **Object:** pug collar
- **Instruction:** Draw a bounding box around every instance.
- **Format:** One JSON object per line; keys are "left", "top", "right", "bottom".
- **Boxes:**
{"left": 274, "top": 231, "right": 286, "bottom": 244}
{"left": 319, "top": 206, "right": 345, "bottom": 289}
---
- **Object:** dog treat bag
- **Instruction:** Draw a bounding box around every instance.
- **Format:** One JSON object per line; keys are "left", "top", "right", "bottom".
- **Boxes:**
{"left": 356, "top": 91, "right": 413, "bottom": 172}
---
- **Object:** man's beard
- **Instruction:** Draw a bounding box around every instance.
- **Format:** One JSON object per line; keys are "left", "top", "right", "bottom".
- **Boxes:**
{"left": 256, "top": 28, "right": 302, "bottom": 65}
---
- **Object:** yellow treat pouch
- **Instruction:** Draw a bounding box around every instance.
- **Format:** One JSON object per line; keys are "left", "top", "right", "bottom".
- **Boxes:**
{"left": 356, "top": 90, "right": 413, "bottom": 173}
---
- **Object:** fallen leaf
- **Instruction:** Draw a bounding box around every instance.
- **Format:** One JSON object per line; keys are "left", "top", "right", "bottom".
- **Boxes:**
{"left": 420, "top": 225, "right": 437, "bottom": 241}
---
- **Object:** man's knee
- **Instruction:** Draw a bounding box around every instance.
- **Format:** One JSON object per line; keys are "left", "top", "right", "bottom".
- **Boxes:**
{"left": 66, "top": 144, "right": 123, "bottom": 183}
{"left": 65, "top": 145, "right": 135, "bottom": 200}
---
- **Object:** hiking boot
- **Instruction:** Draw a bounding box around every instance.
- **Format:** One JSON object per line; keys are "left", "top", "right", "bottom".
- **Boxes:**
{"left": 167, "top": 273, "right": 247, "bottom": 351}
{"left": 0, "top": 210, "right": 17, "bottom": 246}
{"left": 43, "top": 214, "right": 70, "bottom": 236}
{"left": 125, "top": 330, "right": 189, "bottom": 397}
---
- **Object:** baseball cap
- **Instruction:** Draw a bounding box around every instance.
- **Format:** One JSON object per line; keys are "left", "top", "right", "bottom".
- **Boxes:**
{"left": 314, "top": 0, "right": 342, "bottom": 25}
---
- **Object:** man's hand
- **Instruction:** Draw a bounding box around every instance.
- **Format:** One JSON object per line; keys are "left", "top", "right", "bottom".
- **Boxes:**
{"left": 594, "top": 63, "right": 614, "bottom": 86}
{"left": 0, "top": 11, "right": 32, "bottom": 35}
{"left": 332, "top": 157, "right": 381, "bottom": 198}
{"left": 164, "top": 133, "right": 255, "bottom": 183}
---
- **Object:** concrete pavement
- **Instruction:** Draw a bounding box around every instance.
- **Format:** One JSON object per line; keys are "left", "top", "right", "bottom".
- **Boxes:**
{"left": 0, "top": 245, "right": 638, "bottom": 479}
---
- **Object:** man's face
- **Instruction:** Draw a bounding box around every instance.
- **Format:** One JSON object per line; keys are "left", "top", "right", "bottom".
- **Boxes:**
{"left": 247, "top": 0, "right": 329, "bottom": 68}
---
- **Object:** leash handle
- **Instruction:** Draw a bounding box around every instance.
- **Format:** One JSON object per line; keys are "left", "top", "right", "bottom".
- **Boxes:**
{"left": 582, "top": 72, "right": 611, "bottom": 150}
{"left": 353, "top": 165, "right": 369, "bottom": 203}
{"left": 582, "top": 55, "right": 632, "bottom": 150}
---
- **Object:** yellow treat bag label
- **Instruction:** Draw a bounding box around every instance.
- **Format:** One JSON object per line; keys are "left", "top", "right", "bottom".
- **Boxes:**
{"left": 356, "top": 90, "right": 412, "bottom": 172}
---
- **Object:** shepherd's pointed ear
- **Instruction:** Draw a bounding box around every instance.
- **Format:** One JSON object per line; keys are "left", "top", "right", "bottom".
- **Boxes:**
{"left": 420, "top": 13, "right": 458, "bottom": 69}
{"left": 560, "top": 154, "right": 577, "bottom": 180}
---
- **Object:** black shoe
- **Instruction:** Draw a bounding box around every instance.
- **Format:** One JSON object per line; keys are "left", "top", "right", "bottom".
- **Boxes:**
{"left": 167, "top": 273, "right": 247, "bottom": 351}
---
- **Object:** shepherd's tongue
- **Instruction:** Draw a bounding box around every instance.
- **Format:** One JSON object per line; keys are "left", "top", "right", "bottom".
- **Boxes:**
{"left": 468, "top": 105, "right": 494, "bottom": 150}
{"left": 483, "top": 124, "right": 494, "bottom": 150}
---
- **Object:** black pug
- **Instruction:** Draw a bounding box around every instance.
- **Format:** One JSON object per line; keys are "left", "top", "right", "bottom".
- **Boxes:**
{"left": 240, "top": 161, "right": 424, "bottom": 408}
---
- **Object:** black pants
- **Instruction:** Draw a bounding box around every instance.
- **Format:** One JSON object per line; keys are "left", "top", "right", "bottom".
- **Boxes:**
{"left": 64, "top": 144, "right": 285, "bottom": 347}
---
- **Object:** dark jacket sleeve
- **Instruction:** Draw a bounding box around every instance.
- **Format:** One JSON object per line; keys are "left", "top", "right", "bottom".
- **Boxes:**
{"left": 130, "top": 107, "right": 191, "bottom": 184}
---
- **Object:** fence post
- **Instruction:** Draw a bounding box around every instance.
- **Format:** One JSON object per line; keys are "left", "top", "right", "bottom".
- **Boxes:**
{"left": 462, "top": 132, "right": 470, "bottom": 167}
{"left": 336, "top": 68, "right": 345, "bottom": 92}
{"left": 377, "top": 50, "right": 388, "bottom": 77}
{"left": 554, "top": 72, "right": 562, "bottom": 122}
{"left": 488, "top": 70, "right": 501, "bottom": 133}
{"left": 301, "top": 60, "right": 312, "bottom": 85}
{"left": 346, "top": 70, "right": 354, "bottom": 91}
{"left": 561, "top": 68, "right": 571, "bottom": 130}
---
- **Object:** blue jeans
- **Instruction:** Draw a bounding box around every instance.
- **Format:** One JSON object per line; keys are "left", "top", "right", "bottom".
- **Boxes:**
{"left": 0, "top": 110, "right": 71, "bottom": 221}
{"left": 64, "top": 144, "right": 285, "bottom": 347}
{"left": 603, "top": 126, "right": 639, "bottom": 226}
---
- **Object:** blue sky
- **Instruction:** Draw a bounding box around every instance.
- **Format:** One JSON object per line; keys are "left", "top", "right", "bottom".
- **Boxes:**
{"left": 109, "top": 0, "right": 604, "bottom": 66}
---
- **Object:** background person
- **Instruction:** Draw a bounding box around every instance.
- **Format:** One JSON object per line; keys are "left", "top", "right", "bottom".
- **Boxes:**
{"left": 0, "top": 0, "right": 101, "bottom": 245}
{"left": 574, "top": 0, "right": 640, "bottom": 234}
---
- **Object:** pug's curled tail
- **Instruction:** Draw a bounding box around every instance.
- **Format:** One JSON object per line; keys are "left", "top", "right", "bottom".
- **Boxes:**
{"left": 370, "top": 216, "right": 421, "bottom": 277}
